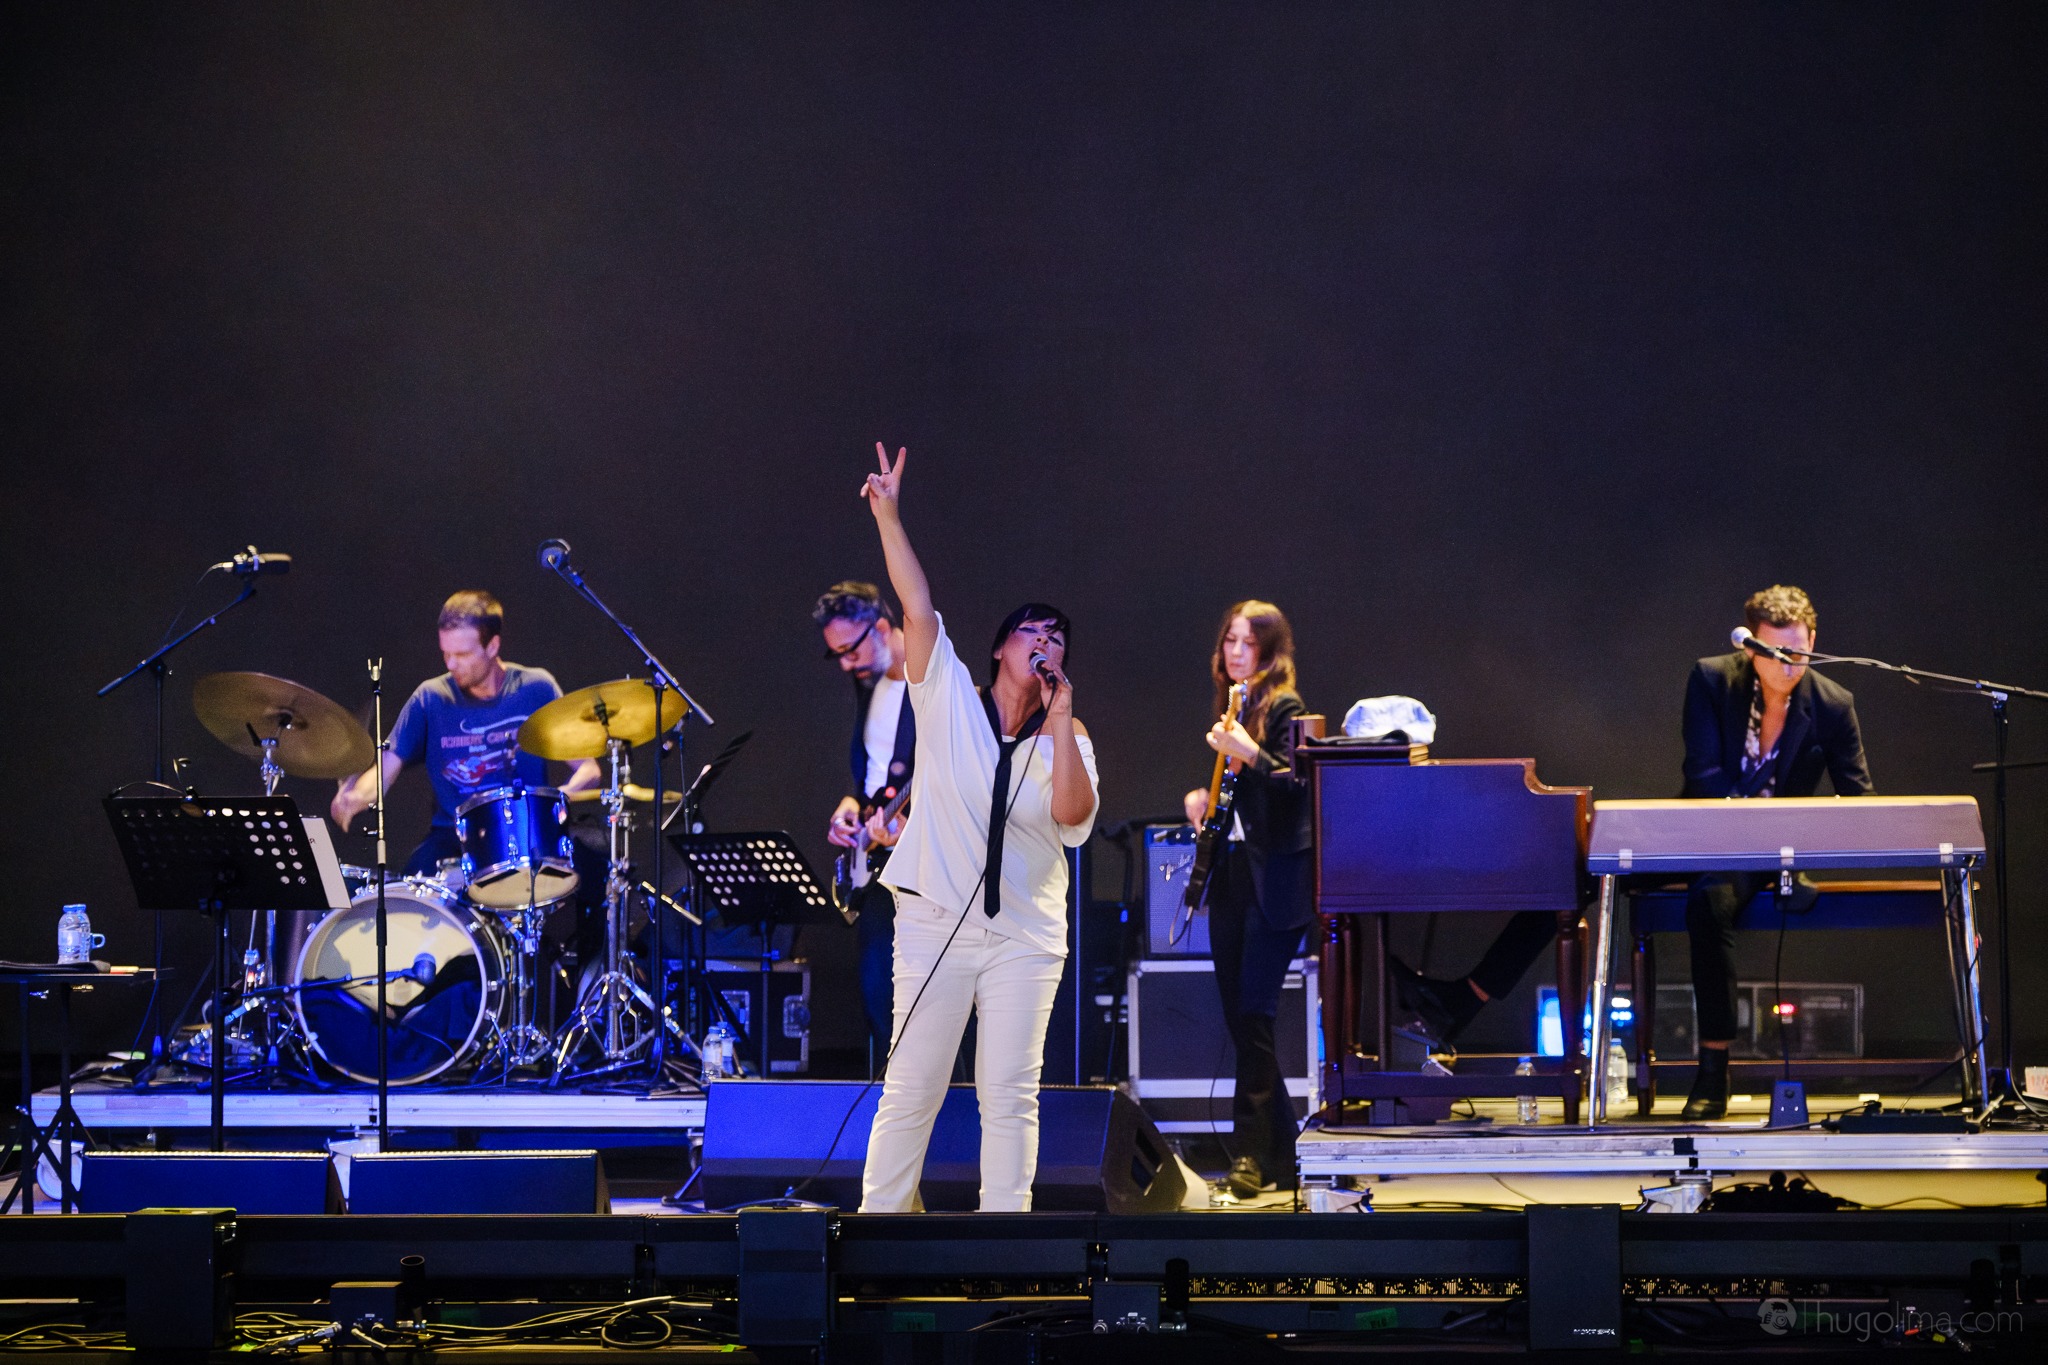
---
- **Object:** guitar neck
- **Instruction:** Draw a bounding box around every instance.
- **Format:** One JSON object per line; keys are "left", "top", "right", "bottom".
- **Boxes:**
{"left": 855, "top": 788, "right": 913, "bottom": 856}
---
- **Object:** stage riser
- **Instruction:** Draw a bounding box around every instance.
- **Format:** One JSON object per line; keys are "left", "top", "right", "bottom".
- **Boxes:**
{"left": 5, "top": 1211, "right": 2045, "bottom": 1353}
{"left": 2, "top": 1211, "right": 2040, "bottom": 1286}
{"left": 1298, "top": 1130, "right": 2048, "bottom": 1177}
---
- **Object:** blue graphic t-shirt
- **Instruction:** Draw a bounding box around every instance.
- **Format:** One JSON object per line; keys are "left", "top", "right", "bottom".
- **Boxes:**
{"left": 388, "top": 663, "right": 563, "bottom": 827}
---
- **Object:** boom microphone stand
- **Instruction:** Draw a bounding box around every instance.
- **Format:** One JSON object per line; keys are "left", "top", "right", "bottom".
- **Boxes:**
{"left": 537, "top": 539, "right": 714, "bottom": 1078}
{"left": 1768, "top": 639, "right": 2048, "bottom": 1120}
{"left": 99, "top": 552, "right": 270, "bottom": 1078}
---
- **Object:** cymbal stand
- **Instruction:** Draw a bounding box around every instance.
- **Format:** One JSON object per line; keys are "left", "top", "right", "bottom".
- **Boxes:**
{"left": 551, "top": 737, "right": 690, "bottom": 1080}
{"left": 539, "top": 539, "right": 713, "bottom": 1079}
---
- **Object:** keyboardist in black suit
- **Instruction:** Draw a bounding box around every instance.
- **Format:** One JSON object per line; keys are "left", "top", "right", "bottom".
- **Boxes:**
{"left": 1673, "top": 585, "right": 1871, "bottom": 1116}
{"left": 1391, "top": 585, "right": 1871, "bottom": 1120}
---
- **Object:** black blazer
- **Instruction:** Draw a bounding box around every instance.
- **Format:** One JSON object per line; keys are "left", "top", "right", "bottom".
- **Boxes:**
{"left": 1229, "top": 688, "right": 1316, "bottom": 932}
{"left": 1680, "top": 652, "right": 1873, "bottom": 799}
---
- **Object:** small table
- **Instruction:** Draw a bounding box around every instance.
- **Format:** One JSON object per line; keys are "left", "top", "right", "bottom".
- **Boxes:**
{"left": 1, "top": 968, "right": 155, "bottom": 1213}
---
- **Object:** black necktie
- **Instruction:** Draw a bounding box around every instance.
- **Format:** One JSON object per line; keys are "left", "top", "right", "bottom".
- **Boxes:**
{"left": 979, "top": 690, "right": 1044, "bottom": 919}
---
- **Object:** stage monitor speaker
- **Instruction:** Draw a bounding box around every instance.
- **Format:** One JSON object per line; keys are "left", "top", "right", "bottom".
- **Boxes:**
{"left": 1527, "top": 1203, "right": 1622, "bottom": 1350}
{"left": 126, "top": 1208, "right": 235, "bottom": 1351}
{"left": 80, "top": 1151, "right": 339, "bottom": 1214}
{"left": 347, "top": 1150, "right": 609, "bottom": 1214}
{"left": 699, "top": 1079, "right": 1184, "bottom": 1213}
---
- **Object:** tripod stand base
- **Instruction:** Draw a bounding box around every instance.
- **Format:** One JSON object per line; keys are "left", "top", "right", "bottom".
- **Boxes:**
{"left": 550, "top": 970, "right": 696, "bottom": 1084}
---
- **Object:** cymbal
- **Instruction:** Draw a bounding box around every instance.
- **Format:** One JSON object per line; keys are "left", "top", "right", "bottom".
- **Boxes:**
{"left": 565, "top": 784, "right": 683, "bottom": 808}
{"left": 192, "top": 672, "right": 377, "bottom": 780}
{"left": 518, "top": 679, "right": 689, "bottom": 760}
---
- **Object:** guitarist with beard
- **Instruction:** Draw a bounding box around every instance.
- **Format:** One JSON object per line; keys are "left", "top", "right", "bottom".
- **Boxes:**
{"left": 815, "top": 581, "right": 917, "bottom": 1069}
{"left": 1181, "top": 601, "right": 1313, "bottom": 1199}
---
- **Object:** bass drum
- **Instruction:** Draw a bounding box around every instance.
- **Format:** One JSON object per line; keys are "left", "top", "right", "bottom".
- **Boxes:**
{"left": 293, "top": 881, "right": 509, "bottom": 1085}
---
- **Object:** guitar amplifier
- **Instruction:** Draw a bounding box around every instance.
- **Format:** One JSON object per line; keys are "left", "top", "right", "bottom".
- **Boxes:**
{"left": 1144, "top": 823, "right": 1208, "bottom": 956}
{"left": 703, "top": 959, "right": 812, "bottom": 1074}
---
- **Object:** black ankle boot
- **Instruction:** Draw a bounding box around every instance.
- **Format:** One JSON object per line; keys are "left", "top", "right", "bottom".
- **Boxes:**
{"left": 1680, "top": 1048, "right": 1730, "bottom": 1121}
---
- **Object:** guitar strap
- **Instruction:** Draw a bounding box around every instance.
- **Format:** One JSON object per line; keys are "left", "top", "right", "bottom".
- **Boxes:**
{"left": 978, "top": 689, "right": 1044, "bottom": 919}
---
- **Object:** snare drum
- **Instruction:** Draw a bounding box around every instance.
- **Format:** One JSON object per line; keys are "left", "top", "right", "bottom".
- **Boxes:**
{"left": 455, "top": 784, "right": 578, "bottom": 909}
{"left": 293, "top": 880, "right": 509, "bottom": 1085}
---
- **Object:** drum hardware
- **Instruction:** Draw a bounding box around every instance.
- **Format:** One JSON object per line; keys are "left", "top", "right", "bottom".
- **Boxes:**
{"left": 189, "top": 672, "right": 382, "bottom": 1083}
{"left": 550, "top": 735, "right": 693, "bottom": 1080}
{"left": 534, "top": 537, "right": 716, "bottom": 1084}
{"left": 497, "top": 901, "right": 554, "bottom": 1069}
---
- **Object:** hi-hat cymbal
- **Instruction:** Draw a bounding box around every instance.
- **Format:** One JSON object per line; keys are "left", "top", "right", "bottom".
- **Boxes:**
{"left": 192, "top": 672, "right": 378, "bottom": 780}
{"left": 518, "top": 679, "right": 689, "bottom": 760}
{"left": 565, "top": 784, "right": 684, "bottom": 808}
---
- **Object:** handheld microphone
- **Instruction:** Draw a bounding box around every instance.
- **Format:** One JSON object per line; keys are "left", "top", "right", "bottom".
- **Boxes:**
{"left": 211, "top": 546, "right": 293, "bottom": 576}
{"left": 411, "top": 953, "right": 437, "bottom": 985}
{"left": 1028, "top": 651, "right": 1059, "bottom": 682}
{"left": 537, "top": 538, "right": 572, "bottom": 571}
{"left": 1731, "top": 626, "right": 1797, "bottom": 664}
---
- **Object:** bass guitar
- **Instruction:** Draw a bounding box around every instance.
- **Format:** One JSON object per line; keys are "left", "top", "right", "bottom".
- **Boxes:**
{"left": 830, "top": 782, "right": 913, "bottom": 925}
{"left": 1180, "top": 681, "right": 1250, "bottom": 924}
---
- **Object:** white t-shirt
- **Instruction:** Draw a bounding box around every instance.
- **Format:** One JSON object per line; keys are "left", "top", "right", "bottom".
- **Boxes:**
{"left": 878, "top": 613, "right": 1099, "bottom": 958}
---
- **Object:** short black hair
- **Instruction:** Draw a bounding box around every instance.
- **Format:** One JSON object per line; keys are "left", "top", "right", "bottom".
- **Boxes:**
{"left": 987, "top": 602, "right": 1071, "bottom": 682}
{"left": 812, "top": 580, "right": 892, "bottom": 631}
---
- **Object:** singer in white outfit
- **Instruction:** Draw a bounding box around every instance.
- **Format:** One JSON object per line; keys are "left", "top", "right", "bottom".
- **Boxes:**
{"left": 855, "top": 444, "right": 1100, "bottom": 1213}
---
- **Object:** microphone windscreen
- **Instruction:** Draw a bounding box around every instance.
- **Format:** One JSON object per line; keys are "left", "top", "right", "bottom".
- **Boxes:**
{"left": 412, "top": 953, "right": 437, "bottom": 984}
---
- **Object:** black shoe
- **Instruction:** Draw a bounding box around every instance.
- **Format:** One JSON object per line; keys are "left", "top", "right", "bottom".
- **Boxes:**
{"left": 1680, "top": 1048, "right": 1731, "bottom": 1121}
{"left": 1388, "top": 956, "right": 1483, "bottom": 1042}
{"left": 1223, "top": 1155, "right": 1264, "bottom": 1199}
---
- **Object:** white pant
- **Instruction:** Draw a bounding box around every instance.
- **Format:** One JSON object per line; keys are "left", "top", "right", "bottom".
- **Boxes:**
{"left": 859, "top": 893, "right": 1064, "bottom": 1212}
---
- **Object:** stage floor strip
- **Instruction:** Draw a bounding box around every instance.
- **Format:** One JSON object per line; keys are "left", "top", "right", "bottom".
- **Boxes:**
{"left": 33, "top": 1086, "right": 705, "bottom": 1132}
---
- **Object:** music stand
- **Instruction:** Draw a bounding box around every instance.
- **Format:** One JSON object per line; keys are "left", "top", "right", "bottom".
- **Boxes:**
{"left": 103, "top": 795, "right": 336, "bottom": 1150}
{"left": 667, "top": 832, "right": 837, "bottom": 1077}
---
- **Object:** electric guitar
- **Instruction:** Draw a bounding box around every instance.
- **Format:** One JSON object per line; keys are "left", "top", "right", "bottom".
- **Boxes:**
{"left": 830, "top": 783, "right": 913, "bottom": 925}
{"left": 1181, "top": 681, "right": 1250, "bottom": 919}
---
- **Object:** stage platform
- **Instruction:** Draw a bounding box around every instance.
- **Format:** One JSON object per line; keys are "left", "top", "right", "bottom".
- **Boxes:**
{"left": 32, "top": 1081, "right": 706, "bottom": 1136}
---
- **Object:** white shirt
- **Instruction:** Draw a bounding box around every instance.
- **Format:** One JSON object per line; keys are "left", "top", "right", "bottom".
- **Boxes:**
{"left": 862, "top": 674, "right": 907, "bottom": 798}
{"left": 879, "top": 613, "right": 1099, "bottom": 958}
{"left": 852, "top": 674, "right": 908, "bottom": 890}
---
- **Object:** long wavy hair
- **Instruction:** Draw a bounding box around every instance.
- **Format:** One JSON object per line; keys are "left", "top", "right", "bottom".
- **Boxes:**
{"left": 1209, "top": 600, "right": 1297, "bottom": 744}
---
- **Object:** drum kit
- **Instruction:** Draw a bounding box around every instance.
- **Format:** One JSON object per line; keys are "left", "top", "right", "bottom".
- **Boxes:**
{"left": 178, "top": 670, "right": 699, "bottom": 1088}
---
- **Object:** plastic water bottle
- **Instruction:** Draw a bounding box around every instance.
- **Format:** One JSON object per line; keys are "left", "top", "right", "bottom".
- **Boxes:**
{"left": 702, "top": 1022, "right": 737, "bottom": 1079}
{"left": 1515, "top": 1056, "right": 1539, "bottom": 1125}
{"left": 1606, "top": 1040, "right": 1631, "bottom": 1115}
{"left": 56, "top": 904, "right": 94, "bottom": 964}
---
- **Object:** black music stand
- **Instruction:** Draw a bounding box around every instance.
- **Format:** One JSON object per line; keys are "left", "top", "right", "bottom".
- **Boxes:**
{"left": 667, "top": 832, "right": 835, "bottom": 1077}
{"left": 103, "top": 795, "right": 335, "bottom": 1150}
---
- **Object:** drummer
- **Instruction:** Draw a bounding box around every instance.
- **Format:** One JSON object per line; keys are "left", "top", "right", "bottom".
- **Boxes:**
{"left": 330, "top": 590, "right": 600, "bottom": 877}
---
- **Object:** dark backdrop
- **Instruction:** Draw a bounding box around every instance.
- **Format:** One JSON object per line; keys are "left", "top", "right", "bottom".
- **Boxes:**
{"left": 4, "top": 3, "right": 2045, "bottom": 1067}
